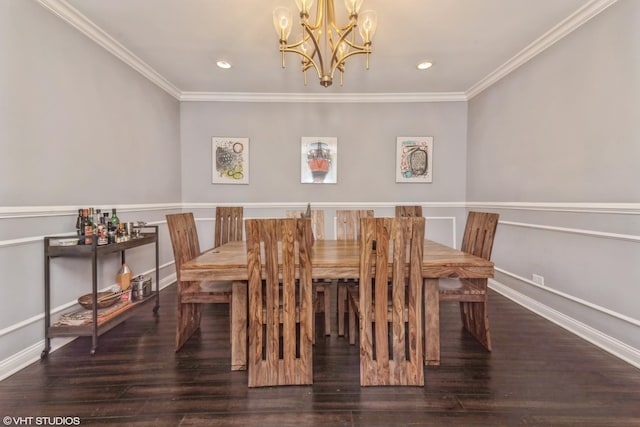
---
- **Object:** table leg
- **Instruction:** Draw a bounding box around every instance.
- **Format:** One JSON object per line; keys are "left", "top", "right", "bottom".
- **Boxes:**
{"left": 231, "top": 280, "right": 247, "bottom": 371}
{"left": 424, "top": 278, "right": 440, "bottom": 366}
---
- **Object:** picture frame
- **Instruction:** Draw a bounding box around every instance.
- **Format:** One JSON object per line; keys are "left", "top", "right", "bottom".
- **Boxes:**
{"left": 396, "top": 136, "right": 433, "bottom": 183}
{"left": 212, "top": 137, "right": 249, "bottom": 184}
{"left": 301, "top": 137, "right": 337, "bottom": 184}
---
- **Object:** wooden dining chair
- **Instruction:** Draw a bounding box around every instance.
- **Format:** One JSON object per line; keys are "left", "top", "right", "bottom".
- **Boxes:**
{"left": 438, "top": 211, "right": 499, "bottom": 351}
{"left": 245, "top": 218, "right": 314, "bottom": 387}
{"left": 347, "top": 217, "right": 425, "bottom": 386}
{"left": 286, "top": 209, "right": 331, "bottom": 336}
{"left": 335, "top": 209, "right": 374, "bottom": 337}
{"left": 286, "top": 209, "right": 325, "bottom": 239}
{"left": 395, "top": 205, "right": 423, "bottom": 218}
{"left": 166, "top": 213, "right": 232, "bottom": 352}
{"left": 214, "top": 206, "right": 243, "bottom": 248}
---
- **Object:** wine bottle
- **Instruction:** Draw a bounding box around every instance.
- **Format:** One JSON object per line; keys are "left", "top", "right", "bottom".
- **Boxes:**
{"left": 111, "top": 208, "right": 120, "bottom": 232}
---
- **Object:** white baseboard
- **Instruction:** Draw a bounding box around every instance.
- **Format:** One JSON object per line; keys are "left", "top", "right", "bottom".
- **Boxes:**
{"left": 0, "top": 273, "right": 176, "bottom": 382}
{"left": 489, "top": 279, "right": 640, "bottom": 370}
{"left": 0, "top": 337, "right": 76, "bottom": 381}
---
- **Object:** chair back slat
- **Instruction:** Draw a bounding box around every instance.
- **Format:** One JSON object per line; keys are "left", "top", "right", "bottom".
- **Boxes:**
{"left": 358, "top": 217, "right": 425, "bottom": 386}
{"left": 395, "top": 205, "right": 423, "bottom": 218}
{"left": 286, "top": 209, "right": 324, "bottom": 239}
{"left": 461, "top": 211, "right": 499, "bottom": 260}
{"left": 245, "top": 218, "right": 313, "bottom": 387}
{"left": 166, "top": 213, "right": 200, "bottom": 282}
{"left": 215, "top": 206, "right": 243, "bottom": 247}
{"left": 336, "top": 210, "right": 374, "bottom": 240}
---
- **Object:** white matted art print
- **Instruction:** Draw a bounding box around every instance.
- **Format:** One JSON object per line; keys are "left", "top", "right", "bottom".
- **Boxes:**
{"left": 396, "top": 137, "right": 433, "bottom": 183}
{"left": 301, "top": 137, "right": 337, "bottom": 184}
{"left": 212, "top": 137, "right": 249, "bottom": 184}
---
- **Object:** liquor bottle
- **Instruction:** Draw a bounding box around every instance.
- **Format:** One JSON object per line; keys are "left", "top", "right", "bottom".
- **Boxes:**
{"left": 96, "top": 211, "right": 108, "bottom": 245}
{"left": 89, "top": 208, "right": 97, "bottom": 236}
{"left": 75, "top": 208, "right": 83, "bottom": 238}
{"left": 105, "top": 212, "right": 115, "bottom": 244}
{"left": 83, "top": 209, "right": 93, "bottom": 245}
{"left": 116, "top": 223, "right": 126, "bottom": 243}
{"left": 116, "top": 263, "right": 132, "bottom": 290}
{"left": 78, "top": 209, "right": 86, "bottom": 244}
{"left": 95, "top": 208, "right": 102, "bottom": 229}
{"left": 111, "top": 208, "right": 120, "bottom": 232}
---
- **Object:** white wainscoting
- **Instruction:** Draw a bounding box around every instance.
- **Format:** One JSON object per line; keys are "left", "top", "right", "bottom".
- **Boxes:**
{"left": 3, "top": 201, "right": 638, "bottom": 379}
{"left": 481, "top": 203, "right": 640, "bottom": 370}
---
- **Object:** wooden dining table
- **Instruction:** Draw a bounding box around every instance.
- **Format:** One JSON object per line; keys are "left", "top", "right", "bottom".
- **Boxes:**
{"left": 179, "top": 239, "right": 494, "bottom": 371}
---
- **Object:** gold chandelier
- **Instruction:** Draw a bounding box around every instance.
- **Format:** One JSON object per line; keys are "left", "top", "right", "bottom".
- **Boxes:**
{"left": 273, "top": 0, "right": 377, "bottom": 87}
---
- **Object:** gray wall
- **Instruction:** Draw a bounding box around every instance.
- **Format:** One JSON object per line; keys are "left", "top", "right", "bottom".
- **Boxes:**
{"left": 467, "top": 0, "right": 640, "bottom": 359}
{"left": 0, "top": 0, "right": 181, "bottom": 369}
{"left": 180, "top": 101, "right": 470, "bottom": 249}
{"left": 180, "top": 101, "right": 467, "bottom": 204}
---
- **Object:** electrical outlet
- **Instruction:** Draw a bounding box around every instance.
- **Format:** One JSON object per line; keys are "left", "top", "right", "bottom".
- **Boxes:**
{"left": 532, "top": 274, "right": 545, "bottom": 286}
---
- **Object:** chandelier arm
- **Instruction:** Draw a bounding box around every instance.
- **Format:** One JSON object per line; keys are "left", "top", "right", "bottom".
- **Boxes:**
{"left": 302, "top": 25, "right": 327, "bottom": 79}
{"left": 331, "top": 25, "right": 357, "bottom": 64}
{"left": 329, "top": 49, "right": 369, "bottom": 79}
{"left": 333, "top": 13, "right": 358, "bottom": 33}
{"left": 280, "top": 46, "right": 324, "bottom": 81}
{"left": 340, "top": 38, "right": 368, "bottom": 51}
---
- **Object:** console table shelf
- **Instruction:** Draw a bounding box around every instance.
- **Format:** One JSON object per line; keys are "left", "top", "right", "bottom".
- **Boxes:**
{"left": 42, "top": 225, "right": 160, "bottom": 357}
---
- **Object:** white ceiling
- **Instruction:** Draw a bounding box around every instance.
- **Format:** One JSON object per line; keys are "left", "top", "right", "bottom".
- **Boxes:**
{"left": 46, "top": 0, "right": 610, "bottom": 99}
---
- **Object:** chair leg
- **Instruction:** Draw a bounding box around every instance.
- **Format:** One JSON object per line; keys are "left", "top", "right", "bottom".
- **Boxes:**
{"left": 347, "top": 287, "right": 358, "bottom": 345}
{"left": 459, "top": 300, "right": 491, "bottom": 351}
{"left": 323, "top": 286, "right": 331, "bottom": 335}
{"left": 175, "top": 301, "right": 202, "bottom": 352}
{"left": 337, "top": 284, "right": 346, "bottom": 337}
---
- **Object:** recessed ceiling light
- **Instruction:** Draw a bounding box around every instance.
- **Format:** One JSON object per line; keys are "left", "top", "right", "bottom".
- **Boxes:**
{"left": 417, "top": 61, "right": 433, "bottom": 70}
{"left": 216, "top": 60, "right": 231, "bottom": 69}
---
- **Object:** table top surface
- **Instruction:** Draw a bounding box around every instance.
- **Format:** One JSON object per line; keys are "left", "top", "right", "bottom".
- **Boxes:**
{"left": 180, "top": 240, "right": 494, "bottom": 282}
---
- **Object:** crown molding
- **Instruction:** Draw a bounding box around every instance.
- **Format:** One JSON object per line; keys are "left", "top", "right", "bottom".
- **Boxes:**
{"left": 36, "top": 0, "right": 182, "bottom": 100}
{"left": 180, "top": 91, "right": 467, "bottom": 103}
{"left": 38, "top": 0, "right": 618, "bottom": 103}
{"left": 466, "top": 0, "right": 618, "bottom": 99}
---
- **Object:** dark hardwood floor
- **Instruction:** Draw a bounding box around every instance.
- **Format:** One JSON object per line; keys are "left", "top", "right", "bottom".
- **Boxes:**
{"left": 2, "top": 284, "right": 639, "bottom": 426}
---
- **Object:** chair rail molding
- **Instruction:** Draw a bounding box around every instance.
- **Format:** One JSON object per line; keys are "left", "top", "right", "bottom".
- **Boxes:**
{"left": 467, "top": 201, "right": 640, "bottom": 215}
{"left": 500, "top": 220, "right": 640, "bottom": 243}
{"left": 0, "top": 203, "right": 183, "bottom": 219}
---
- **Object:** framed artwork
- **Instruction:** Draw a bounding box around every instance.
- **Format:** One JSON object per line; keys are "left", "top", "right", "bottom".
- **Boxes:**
{"left": 301, "top": 137, "right": 337, "bottom": 184}
{"left": 212, "top": 137, "right": 249, "bottom": 184}
{"left": 396, "top": 136, "right": 433, "bottom": 183}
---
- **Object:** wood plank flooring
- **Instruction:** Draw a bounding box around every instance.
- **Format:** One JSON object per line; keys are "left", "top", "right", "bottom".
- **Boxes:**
{"left": 1, "top": 284, "right": 639, "bottom": 426}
